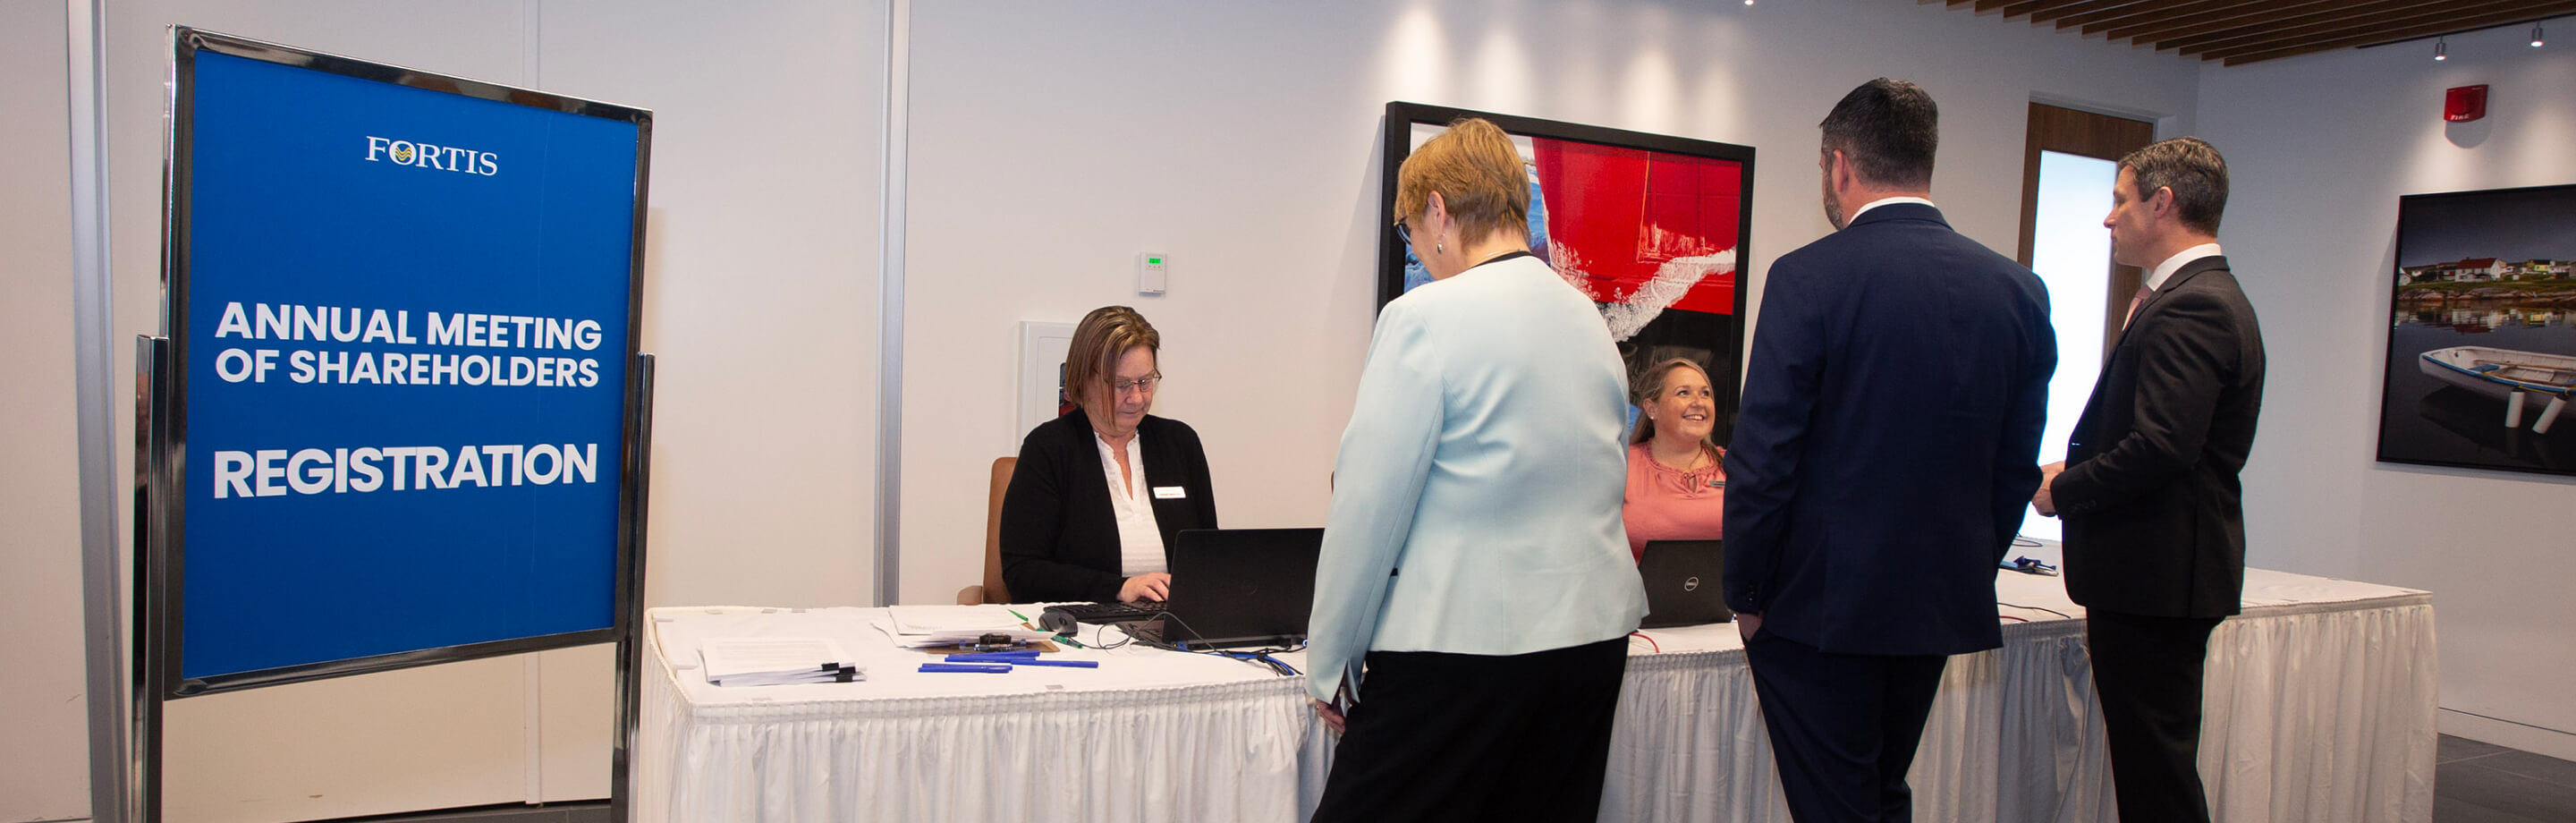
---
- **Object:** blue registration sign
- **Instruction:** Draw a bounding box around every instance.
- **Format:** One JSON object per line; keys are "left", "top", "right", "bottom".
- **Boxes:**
{"left": 166, "top": 34, "right": 649, "bottom": 689}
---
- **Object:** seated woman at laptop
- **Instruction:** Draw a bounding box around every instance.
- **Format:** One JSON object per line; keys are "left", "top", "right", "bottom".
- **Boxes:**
{"left": 998, "top": 306, "right": 1218, "bottom": 604}
{"left": 1623, "top": 357, "right": 1727, "bottom": 563}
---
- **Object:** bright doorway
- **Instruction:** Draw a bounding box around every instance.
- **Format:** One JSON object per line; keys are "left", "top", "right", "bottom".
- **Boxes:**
{"left": 2016, "top": 103, "right": 2153, "bottom": 540}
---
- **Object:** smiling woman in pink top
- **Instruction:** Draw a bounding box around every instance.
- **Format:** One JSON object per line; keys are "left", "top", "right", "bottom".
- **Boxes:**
{"left": 1623, "top": 357, "right": 1727, "bottom": 562}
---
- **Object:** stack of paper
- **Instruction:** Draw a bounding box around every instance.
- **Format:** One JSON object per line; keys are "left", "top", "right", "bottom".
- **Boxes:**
{"left": 699, "top": 637, "right": 863, "bottom": 686}
{"left": 881, "top": 605, "right": 1055, "bottom": 648}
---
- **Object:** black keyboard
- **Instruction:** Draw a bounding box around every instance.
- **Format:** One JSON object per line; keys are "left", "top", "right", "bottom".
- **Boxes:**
{"left": 1049, "top": 600, "right": 1169, "bottom": 624}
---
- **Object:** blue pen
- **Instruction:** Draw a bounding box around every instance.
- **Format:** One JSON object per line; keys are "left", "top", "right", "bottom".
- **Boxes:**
{"left": 945, "top": 652, "right": 1041, "bottom": 663}
{"left": 918, "top": 663, "right": 1013, "bottom": 674}
{"left": 1012, "top": 659, "right": 1099, "bottom": 668}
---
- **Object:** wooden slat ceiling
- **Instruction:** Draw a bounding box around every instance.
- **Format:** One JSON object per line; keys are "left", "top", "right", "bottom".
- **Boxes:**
{"left": 1920, "top": 0, "right": 2576, "bottom": 66}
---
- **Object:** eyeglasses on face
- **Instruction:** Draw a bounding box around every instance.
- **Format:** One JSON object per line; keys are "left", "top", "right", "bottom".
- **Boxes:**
{"left": 1108, "top": 374, "right": 1164, "bottom": 395}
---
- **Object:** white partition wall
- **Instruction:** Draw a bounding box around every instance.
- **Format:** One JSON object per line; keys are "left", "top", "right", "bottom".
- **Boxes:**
{"left": 894, "top": 0, "right": 2203, "bottom": 605}
{"left": 0, "top": 1, "right": 96, "bottom": 820}
{"left": 2197, "top": 22, "right": 2576, "bottom": 759}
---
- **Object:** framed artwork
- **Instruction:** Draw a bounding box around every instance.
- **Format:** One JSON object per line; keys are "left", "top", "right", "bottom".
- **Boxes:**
{"left": 1377, "top": 102, "right": 1755, "bottom": 437}
{"left": 1017, "top": 320, "right": 1077, "bottom": 447}
{"left": 2377, "top": 182, "right": 2576, "bottom": 476}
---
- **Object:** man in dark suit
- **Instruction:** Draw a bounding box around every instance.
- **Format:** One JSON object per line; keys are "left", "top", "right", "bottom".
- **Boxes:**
{"left": 2035, "top": 136, "right": 2264, "bottom": 823}
{"left": 1724, "top": 78, "right": 2055, "bottom": 823}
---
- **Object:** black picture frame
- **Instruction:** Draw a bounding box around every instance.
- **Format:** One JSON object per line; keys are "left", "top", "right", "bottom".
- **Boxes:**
{"left": 2376, "top": 182, "right": 2576, "bottom": 477}
{"left": 1377, "top": 102, "right": 1756, "bottom": 438}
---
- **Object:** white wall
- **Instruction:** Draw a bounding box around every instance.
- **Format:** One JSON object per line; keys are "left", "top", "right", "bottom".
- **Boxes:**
{"left": 2196, "top": 22, "right": 2576, "bottom": 760}
{"left": 0, "top": 1, "right": 890, "bottom": 819}
{"left": 530, "top": 0, "right": 890, "bottom": 613}
{"left": 894, "top": 0, "right": 2203, "bottom": 604}
{"left": 0, "top": 1, "right": 97, "bottom": 820}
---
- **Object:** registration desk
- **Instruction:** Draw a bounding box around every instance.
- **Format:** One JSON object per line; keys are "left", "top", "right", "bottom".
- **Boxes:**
{"left": 638, "top": 568, "right": 2433, "bottom": 823}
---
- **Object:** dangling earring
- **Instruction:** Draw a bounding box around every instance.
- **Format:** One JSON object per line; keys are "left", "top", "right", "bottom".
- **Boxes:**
{"left": 1436, "top": 241, "right": 1445, "bottom": 253}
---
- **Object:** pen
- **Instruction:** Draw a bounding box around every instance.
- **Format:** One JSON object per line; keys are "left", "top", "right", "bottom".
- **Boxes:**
{"left": 945, "top": 651, "right": 1041, "bottom": 663}
{"left": 918, "top": 663, "right": 1013, "bottom": 674}
{"left": 1013, "top": 659, "right": 1099, "bottom": 668}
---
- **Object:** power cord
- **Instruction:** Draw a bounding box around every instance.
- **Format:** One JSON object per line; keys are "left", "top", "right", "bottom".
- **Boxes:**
{"left": 1997, "top": 601, "right": 2074, "bottom": 620}
{"left": 1141, "top": 612, "right": 1305, "bottom": 676}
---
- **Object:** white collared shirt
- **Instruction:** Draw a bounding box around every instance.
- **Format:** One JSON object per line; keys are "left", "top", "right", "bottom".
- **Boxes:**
{"left": 1847, "top": 196, "right": 1936, "bottom": 223}
{"left": 2146, "top": 242, "right": 2224, "bottom": 290}
{"left": 1094, "top": 430, "right": 1165, "bottom": 576}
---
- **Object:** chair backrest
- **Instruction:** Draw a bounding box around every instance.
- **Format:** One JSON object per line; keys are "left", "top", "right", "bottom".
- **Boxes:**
{"left": 981, "top": 456, "right": 1016, "bottom": 604}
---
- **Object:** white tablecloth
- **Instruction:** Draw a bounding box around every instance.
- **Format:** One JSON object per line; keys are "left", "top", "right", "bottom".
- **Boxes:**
{"left": 636, "top": 605, "right": 1326, "bottom": 823}
{"left": 1603, "top": 568, "right": 2436, "bottom": 822}
{"left": 637, "top": 569, "right": 2434, "bottom": 823}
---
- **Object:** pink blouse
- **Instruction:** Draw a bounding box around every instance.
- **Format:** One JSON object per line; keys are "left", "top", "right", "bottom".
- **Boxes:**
{"left": 1622, "top": 443, "right": 1726, "bottom": 563}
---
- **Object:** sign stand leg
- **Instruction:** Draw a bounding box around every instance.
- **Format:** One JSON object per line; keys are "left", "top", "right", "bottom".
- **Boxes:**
{"left": 132, "top": 335, "right": 173, "bottom": 823}
{"left": 609, "top": 353, "right": 656, "bottom": 823}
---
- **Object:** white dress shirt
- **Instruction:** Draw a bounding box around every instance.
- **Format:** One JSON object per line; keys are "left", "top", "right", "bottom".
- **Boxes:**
{"left": 1093, "top": 430, "right": 1165, "bottom": 577}
{"left": 2146, "top": 242, "right": 2224, "bottom": 290}
{"left": 1846, "top": 196, "right": 1936, "bottom": 223}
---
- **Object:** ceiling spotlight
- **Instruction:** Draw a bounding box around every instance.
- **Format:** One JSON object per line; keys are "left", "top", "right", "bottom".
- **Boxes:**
{"left": 2435, "top": 37, "right": 2448, "bottom": 61}
{"left": 1744, "top": 0, "right": 1755, "bottom": 5}
{"left": 2533, "top": 24, "right": 2545, "bottom": 47}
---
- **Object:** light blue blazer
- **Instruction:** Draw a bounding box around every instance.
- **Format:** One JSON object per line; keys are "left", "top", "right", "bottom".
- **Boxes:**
{"left": 1306, "top": 254, "right": 1647, "bottom": 704}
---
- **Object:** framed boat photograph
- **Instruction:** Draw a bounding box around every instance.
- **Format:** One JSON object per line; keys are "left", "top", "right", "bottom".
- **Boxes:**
{"left": 2377, "top": 183, "right": 2576, "bottom": 477}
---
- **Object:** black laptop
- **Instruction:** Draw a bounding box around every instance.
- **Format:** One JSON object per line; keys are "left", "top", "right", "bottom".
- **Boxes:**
{"left": 1637, "top": 539, "right": 1733, "bottom": 629}
{"left": 1126, "top": 528, "right": 1324, "bottom": 649}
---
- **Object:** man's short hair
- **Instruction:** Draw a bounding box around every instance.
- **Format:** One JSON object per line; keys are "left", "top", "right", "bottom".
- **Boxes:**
{"left": 1818, "top": 78, "right": 1938, "bottom": 189}
{"left": 2119, "top": 137, "right": 2229, "bottom": 235}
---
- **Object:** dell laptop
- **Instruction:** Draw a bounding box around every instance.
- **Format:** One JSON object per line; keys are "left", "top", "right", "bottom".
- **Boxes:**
{"left": 1126, "top": 528, "right": 1324, "bottom": 649}
{"left": 1637, "top": 539, "right": 1733, "bottom": 629}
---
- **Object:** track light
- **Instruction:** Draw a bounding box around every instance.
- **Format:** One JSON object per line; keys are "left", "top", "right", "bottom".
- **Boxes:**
{"left": 2533, "top": 24, "right": 2545, "bottom": 47}
{"left": 2435, "top": 37, "right": 2447, "bottom": 61}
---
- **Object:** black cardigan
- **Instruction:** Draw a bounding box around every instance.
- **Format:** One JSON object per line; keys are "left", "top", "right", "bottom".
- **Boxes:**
{"left": 998, "top": 408, "right": 1219, "bottom": 603}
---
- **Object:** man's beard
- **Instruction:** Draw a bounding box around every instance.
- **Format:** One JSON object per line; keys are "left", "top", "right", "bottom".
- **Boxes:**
{"left": 1822, "top": 185, "right": 1848, "bottom": 231}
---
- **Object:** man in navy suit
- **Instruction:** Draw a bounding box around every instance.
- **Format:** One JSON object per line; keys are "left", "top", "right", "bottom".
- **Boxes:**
{"left": 1724, "top": 78, "right": 2055, "bottom": 823}
{"left": 2035, "top": 137, "right": 2264, "bottom": 823}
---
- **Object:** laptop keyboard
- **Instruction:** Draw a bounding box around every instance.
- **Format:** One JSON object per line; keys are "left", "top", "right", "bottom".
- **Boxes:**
{"left": 1051, "top": 600, "right": 1170, "bottom": 624}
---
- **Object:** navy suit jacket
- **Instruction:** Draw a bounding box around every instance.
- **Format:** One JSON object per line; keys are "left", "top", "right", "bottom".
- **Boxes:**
{"left": 2055, "top": 257, "right": 2265, "bottom": 618}
{"left": 1724, "top": 203, "right": 2055, "bottom": 656}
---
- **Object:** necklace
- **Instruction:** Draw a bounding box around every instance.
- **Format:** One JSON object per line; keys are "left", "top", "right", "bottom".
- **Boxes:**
{"left": 1649, "top": 441, "right": 1705, "bottom": 471}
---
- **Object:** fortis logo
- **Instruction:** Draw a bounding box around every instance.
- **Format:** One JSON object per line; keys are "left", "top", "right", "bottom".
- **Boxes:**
{"left": 364, "top": 136, "right": 499, "bottom": 176}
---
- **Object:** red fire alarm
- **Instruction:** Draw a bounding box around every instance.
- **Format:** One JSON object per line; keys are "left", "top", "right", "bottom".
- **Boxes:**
{"left": 2445, "top": 84, "right": 2488, "bottom": 123}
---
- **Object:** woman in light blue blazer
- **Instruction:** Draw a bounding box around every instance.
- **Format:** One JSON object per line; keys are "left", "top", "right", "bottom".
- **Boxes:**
{"left": 1306, "top": 118, "right": 1648, "bottom": 823}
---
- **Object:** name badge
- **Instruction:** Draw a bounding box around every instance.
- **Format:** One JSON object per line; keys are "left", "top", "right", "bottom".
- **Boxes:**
{"left": 1153, "top": 486, "right": 1187, "bottom": 499}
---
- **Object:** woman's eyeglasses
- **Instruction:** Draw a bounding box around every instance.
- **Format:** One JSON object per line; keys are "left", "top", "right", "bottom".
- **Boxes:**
{"left": 1108, "top": 374, "right": 1164, "bottom": 395}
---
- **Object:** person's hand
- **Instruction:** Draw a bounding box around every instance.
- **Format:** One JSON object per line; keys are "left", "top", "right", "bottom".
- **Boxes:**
{"left": 1118, "top": 573, "right": 1172, "bottom": 603}
{"left": 1312, "top": 699, "right": 1347, "bottom": 734}
{"left": 1736, "top": 612, "right": 1763, "bottom": 641}
{"left": 2033, "top": 461, "right": 2066, "bottom": 517}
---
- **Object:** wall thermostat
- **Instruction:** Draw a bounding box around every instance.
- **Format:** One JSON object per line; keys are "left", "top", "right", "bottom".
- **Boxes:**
{"left": 1139, "top": 252, "right": 1169, "bottom": 294}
